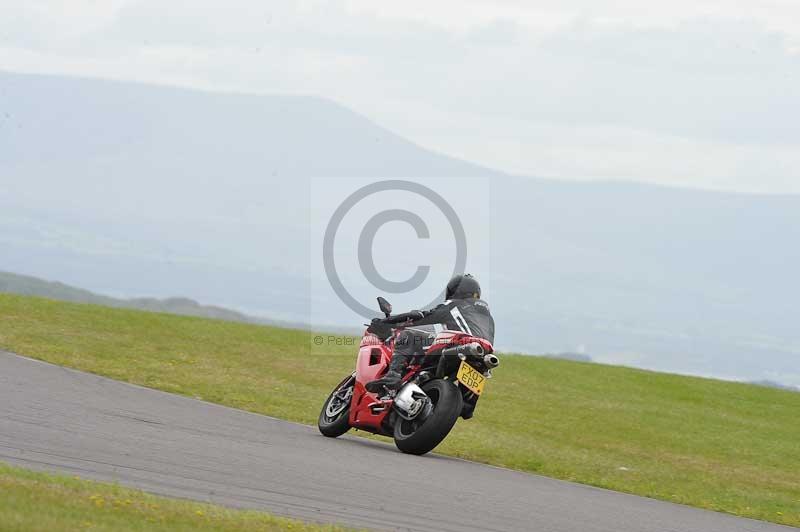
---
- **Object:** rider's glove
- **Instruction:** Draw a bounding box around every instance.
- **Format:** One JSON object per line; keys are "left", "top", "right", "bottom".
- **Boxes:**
{"left": 368, "top": 318, "right": 392, "bottom": 340}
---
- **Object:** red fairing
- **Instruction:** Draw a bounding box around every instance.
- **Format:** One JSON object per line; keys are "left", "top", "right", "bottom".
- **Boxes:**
{"left": 348, "top": 330, "right": 394, "bottom": 433}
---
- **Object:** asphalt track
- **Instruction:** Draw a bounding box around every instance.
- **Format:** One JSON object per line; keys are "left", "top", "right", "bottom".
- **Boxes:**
{"left": 0, "top": 351, "right": 792, "bottom": 532}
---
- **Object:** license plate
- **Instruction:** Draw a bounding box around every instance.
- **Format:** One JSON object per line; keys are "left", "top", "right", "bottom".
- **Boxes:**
{"left": 456, "top": 361, "right": 486, "bottom": 395}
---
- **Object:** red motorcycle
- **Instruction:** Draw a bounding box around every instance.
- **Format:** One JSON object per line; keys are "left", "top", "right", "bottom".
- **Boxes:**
{"left": 318, "top": 297, "right": 499, "bottom": 455}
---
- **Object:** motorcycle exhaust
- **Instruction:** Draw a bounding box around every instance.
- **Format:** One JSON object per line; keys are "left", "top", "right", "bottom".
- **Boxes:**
{"left": 437, "top": 342, "right": 491, "bottom": 378}
{"left": 483, "top": 354, "right": 500, "bottom": 369}
{"left": 441, "top": 342, "right": 484, "bottom": 358}
{"left": 394, "top": 382, "right": 428, "bottom": 419}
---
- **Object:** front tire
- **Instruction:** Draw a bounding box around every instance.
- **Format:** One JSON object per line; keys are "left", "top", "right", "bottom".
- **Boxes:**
{"left": 318, "top": 374, "right": 354, "bottom": 438}
{"left": 393, "top": 379, "right": 463, "bottom": 455}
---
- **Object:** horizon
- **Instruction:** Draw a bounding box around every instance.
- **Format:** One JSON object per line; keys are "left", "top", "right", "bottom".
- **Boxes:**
{"left": 2, "top": 269, "right": 798, "bottom": 393}
{"left": 3, "top": 71, "right": 799, "bottom": 387}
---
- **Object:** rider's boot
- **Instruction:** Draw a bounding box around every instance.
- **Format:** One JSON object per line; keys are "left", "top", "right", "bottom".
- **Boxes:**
{"left": 365, "top": 354, "right": 409, "bottom": 393}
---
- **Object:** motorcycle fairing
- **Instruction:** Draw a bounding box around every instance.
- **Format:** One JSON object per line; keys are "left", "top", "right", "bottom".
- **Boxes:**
{"left": 348, "top": 331, "right": 395, "bottom": 433}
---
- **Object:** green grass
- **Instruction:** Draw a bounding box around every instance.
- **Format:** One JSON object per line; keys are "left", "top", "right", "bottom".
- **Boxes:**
{"left": 0, "top": 293, "right": 798, "bottom": 527}
{"left": 0, "top": 462, "right": 352, "bottom": 532}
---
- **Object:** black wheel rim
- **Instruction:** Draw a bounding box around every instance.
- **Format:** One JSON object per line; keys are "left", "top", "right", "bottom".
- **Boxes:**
{"left": 322, "top": 377, "right": 353, "bottom": 424}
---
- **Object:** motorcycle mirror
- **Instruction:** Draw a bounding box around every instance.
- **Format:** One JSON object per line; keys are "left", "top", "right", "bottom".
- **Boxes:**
{"left": 377, "top": 296, "right": 392, "bottom": 317}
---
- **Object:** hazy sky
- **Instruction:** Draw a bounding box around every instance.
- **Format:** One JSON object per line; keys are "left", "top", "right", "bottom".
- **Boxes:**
{"left": 2, "top": 1, "right": 799, "bottom": 193}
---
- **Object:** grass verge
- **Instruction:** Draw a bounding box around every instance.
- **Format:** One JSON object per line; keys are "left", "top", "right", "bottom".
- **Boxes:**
{"left": 0, "top": 293, "right": 798, "bottom": 527}
{"left": 0, "top": 462, "right": 352, "bottom": 532}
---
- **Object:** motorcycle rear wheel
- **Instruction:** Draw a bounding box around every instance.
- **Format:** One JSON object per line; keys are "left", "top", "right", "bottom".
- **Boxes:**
{"left": 393, "top": 378, "right": 463, "bottom": 455}
{"left": 318, "top": 373, "right": 354, "bottom": 438}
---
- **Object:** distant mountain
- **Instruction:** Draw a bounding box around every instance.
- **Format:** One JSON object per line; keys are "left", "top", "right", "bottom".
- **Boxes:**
{"left": 2, "top": 70, "right": 799, "bottom": 386}
{"left": 545, "top": 352, "right": 593, "bottom": 363}
{"left": 0, "top": 271, "right": 293, "bottom": 327}
{"left": 748, "top": 380, "right": 800, "bottom": 392}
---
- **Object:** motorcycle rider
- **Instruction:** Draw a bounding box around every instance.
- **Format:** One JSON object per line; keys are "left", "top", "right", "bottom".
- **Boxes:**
{"left": 365, "top": 273, "right": 495, "bottom": 394}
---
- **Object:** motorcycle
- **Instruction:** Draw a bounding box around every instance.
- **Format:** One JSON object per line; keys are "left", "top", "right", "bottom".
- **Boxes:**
{"left": 318, "top": 297, "right": 499, "bottom": 455}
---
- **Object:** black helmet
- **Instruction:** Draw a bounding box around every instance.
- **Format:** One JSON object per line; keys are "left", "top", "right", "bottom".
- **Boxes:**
{"left": 446, "top": 274, "right": 481, "bottom": 300}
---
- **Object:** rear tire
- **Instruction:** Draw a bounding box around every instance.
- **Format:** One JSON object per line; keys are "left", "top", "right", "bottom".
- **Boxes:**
{"left": 318, "top": 374, "right": 354, "bottom": 438}
{"left": 393, "top": 379, "right": 463, "bottom": 455}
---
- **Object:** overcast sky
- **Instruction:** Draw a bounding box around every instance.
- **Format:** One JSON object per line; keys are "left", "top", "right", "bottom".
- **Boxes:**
{"left": 2, "top": 1, "right": 799, "bottom": 193}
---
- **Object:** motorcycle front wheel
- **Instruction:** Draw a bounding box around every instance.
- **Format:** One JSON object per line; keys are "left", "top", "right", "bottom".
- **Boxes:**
{"left": 393, "top": 378, "right": 463, "bottom": 455}
{"left": 318, "top": 373, "right": 355, "bottom": 438}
